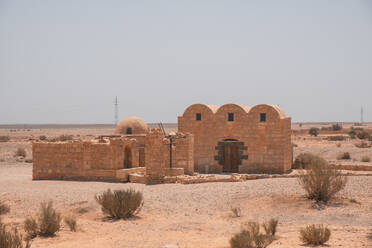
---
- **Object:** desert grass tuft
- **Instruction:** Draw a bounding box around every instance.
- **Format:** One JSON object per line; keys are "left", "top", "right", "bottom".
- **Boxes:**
{"left": 38, "top": 201, "right": 61, "bottom": 237}
{"left": 299, "top": 224, "right": 331, "bottom": 246}
{"left": 24, "top": 217, "right": 38, "bottom": 239}
{"left": 297, "top": 155, "right": 347, "bottom": 203}
{"left": 64, "top": 215, "right": 77, "bottom": 232}
{"left": 95, "top": 188, "right": 143, "bottom": 219}
{"left": 0, "top": 221, "right": 30, "bottom": 248}
{"left": 262, "top": 218, "right": 278, "bottom": 236}
{"left": 0, "top": 201, "right": 10, "bottom": 216}
{"left": 361, "top": 156, "right": 371, "bottom": 162}
{"left": 231, "top": 207, "right": 241, "bottom": 217}
{"left": 14, "top": 148, "right": 26, "bottom": 158}
{"left": 230, "top": 221, "right": 275, "bottom": 248}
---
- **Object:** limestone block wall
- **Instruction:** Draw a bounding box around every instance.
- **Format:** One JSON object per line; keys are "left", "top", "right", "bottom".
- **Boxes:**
{"left": 173, "top": 133, "right": 194, "bottom": 175}
{"left": 145, "top": 129, "right": 169, "bottom": 184}
{"left": 33, "top": 139, "right": 124, "bottom": 181}
{"left": 179, "top": 103, "right": 292, "bottom": 174}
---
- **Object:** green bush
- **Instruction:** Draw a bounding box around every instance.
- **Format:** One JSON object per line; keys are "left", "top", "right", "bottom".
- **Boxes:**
{"left": 64, "top": 215, "right": 77, "bottom": 232}
{"left": 38, "top": 201, "right": 61, "bottom": 237}
{"left": 293, "top": 153, "right": 325, "bottom": 169}
{"left": 230, "top": 222, "right": 274, "bottom": 248}
{"left": 95, "top": 189, "right": 144, "bottom": 219}
{"left": 0, "top": 136, "right": 10, "bottom": 142}
{"left": 309, "top": 128, "right": 319, "bottom": 137}
{"left": 298, "top": 156, "right": 347, "bottom": 203}
{"left": 299, "top": 224, "right": 330, "bottom": 246}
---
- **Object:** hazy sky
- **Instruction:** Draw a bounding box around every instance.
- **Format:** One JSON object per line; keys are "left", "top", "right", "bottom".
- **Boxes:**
{"left": 1, "top": 0, "right": 371, "bottom": 124}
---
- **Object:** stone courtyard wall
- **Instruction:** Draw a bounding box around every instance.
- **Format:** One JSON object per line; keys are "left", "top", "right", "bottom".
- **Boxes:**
{"left": 33, "top": 139, "right": 124, "bottom": 181}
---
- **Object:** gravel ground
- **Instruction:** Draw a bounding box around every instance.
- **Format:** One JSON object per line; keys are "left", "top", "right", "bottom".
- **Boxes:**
{"left": 1, "top": 163, "right": 372, "bottom": 248}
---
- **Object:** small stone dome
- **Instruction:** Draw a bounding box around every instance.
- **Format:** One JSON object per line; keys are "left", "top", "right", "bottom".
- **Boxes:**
{"left": 115, "top": 116, "right": 149, "bottom": 135}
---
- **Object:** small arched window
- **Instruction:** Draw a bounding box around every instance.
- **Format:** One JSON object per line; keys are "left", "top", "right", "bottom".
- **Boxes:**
{"left": 126, "top": 128, "right": 132, "bottom": 134}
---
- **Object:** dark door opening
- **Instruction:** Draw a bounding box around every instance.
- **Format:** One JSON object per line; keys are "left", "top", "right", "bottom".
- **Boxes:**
{"left": 222, "top": 143, "right": 239, "bottom": 172}
{"left": 124, "top": 146, "right": 132, "bottom": 168}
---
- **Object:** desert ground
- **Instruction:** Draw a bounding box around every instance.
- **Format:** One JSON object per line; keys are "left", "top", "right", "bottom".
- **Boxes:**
{"left": 1, "top": 123, "right": 372, "bottom": 247}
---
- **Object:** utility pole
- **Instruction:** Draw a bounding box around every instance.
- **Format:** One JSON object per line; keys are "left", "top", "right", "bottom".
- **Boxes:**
{"left": 114, "top": 96, "right": 118, "bottom": 125}
{"left": 361, "top": 106, "right": 364, "bottom": 124}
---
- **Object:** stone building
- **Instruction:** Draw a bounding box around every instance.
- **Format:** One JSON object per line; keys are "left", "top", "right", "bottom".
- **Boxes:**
{"left": 32, "top": 103, "right": 291, "bottom": 184}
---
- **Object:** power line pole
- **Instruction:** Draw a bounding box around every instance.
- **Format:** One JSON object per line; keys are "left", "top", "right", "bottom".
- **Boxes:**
{"left": 114, "top": 96, "right": 118, "bottom": 125}
{"left": 361, "top": 106, "right": 364, "bottom": 124}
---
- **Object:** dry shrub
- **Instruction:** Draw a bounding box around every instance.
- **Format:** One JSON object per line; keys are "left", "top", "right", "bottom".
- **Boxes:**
{"left": 337, "top": 152, "right": 351, "bottom": 160}
{"left": 327, "top": 136, "right": 346, "bottom": 141}
{"left": 299, "top": 224, "right": 330, "bottom": 246}
{"left": 39, "top": 136, "right": 46, "bottom": 141}
{"left": 336, "top": 143, "right": 341, "bottom": 148}
{"left": 15, "top": 148, "right": 26, "bottom": 158}
{"left": 293, "top": 153, "right": 323, "bottom": 169}
{"left": 231, "top": 207, "right": 241, "bottom": 217}
{"left": 0, "top": 201, "right": 10, "bottom": 215}
{"left": 354, "top": 142, "right": 371, "bottom": 148}
{"left": 58, "top": 135, "right": 73, "bottom": 142}
{"left": 24, "top": 159, "right": 32, "bottom": 163}
{"left": 0, "top": 136, "right": 10, "bottom": 142}
{"left": 24, "top": 217, "right": 38, "bottom": 239}
{"left": 0, "top": 222, "right": 24, "bottom": 248}
{"left": 230, "top": 222, "right": 274, "bottom": 248}
{"left": 298, "top": 155, "right": 347, "bottom": 203}
{"left": 95, "top": 189, "right": 143, "bottom": 219}
{"left": 332, "top": 123, "right": 342, "bottom": 131}
{"left": 361, "top": 156, "right": 371, "bottom": 162}
{"left": 64, "top": 215, "right": 77, "bottom": 232}
{"left": 357, "top": 131, "right": 371, "bottom": 140}
{"left": 262, "top": 218, "right": 278, "bottom": 236}
{"left": 38, "top": 201, "right": 61, "bottom": 236}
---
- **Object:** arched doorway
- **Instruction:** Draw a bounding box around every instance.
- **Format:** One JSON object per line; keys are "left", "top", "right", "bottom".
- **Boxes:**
{"left": 124, "top": 145, "right": 132, "bottom": 168}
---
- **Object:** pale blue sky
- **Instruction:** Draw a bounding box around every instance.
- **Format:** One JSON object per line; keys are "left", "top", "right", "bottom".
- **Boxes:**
{"left": 0, "top": 0, "right": 371, "bottom": 124}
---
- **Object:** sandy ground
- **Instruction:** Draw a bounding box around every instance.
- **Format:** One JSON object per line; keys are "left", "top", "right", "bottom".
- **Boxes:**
{"left": 0, "top": 125, "right": 372, "bottom": 247}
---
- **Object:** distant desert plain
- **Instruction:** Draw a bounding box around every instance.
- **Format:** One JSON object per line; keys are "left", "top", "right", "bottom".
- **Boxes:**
{"left": 0, "top": 123, "right": 371, "bottom": 247}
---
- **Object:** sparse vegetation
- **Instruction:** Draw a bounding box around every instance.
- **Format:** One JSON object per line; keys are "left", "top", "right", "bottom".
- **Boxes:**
{"left": 262, "top": 218, "right": 278, "bottom": 236}
{"left": 332, "top": 123, "right": 342, "bottom": 131}
{"left": 357, "top": 131, "right": 371, "bottom": 140}
{"left": 327, "top": 136, "right": 346, "bottom": 141}
{"left": 337, "top": 152, "right": 351, "bottom": 160}
{"left": 293, "top": 153, "right": 323, "bottom": 169}
{"left": 309, "top": 128, "right": 319, "bottom": 137}
{"left": 64, "top": 215, "right": 77, "bottom": 232}
{"left": 298, "top": 155, "right": 347, "bottom": 203}
{"left": 0, "top": 222, "right": 27, "bottom": 248}
{"left": 230, "top": 221, "right": 275, "bottom": 248}
{"left": 349, "top": 128, "right": 371, "bottom": 140}
{"left": 231, "top": 207, "right": 241, "bottom": 217}
{"left": 38, "top": 201, "right": 61, "bottom": 237}
{"left": 361, "top": 156, "right": 371, "bottom": 162}
{"left": 349, "top": 199, "right": 360, "bottom": 204}
{"left": 24, "top": 217, "right": 38, "bottom": 239}
{"left": 58, "top": 135, "right": 73, "bottom": 142}
{"left": 0, "top": 136, "right": 10, "bottom": 142}
{"left": 354, "top": 142, "right": 371, "bottom": 148}
{"left": 15, "top": 148, "right": 26, "bottom": 158}
{"left": 0, "top": 201, "right": 10, "bottom": 216}
{"left": 299, "top": 224, "right": 331, "bottom": 246}
{"left": 39, "top": 136, "right": 47, "bottom": 141}
{"left": 95, "top": 189, "right": 144, "bottom": 219}
{"left": 24, "top": 159, "right": 33, "bottom": 163}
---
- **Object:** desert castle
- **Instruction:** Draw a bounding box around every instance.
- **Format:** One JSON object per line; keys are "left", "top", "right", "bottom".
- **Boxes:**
{"left": 32, "top": 103, "right": 292, "bottom": 184}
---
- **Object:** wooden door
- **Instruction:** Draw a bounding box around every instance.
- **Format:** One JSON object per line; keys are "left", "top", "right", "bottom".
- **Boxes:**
{"left": 222, "top": 144, "right": 239, "bottom": 172}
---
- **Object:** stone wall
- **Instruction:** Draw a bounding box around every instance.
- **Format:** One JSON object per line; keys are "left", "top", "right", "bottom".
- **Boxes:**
{"left": 173, "top": 133, "right": 194, "bottom": 175}
{"left": 33, "top": 139, "right": 124, "bottom": 181}
{"left": 145, "top": 129, "right": 168, "bottom": 184}
{"left": 178, "top": 104, "right": 292, "bottom": 173}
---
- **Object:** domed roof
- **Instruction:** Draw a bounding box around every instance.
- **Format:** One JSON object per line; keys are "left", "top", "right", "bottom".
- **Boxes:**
{"left": 115, "top": 116, "right": 149, "bottom": 135}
